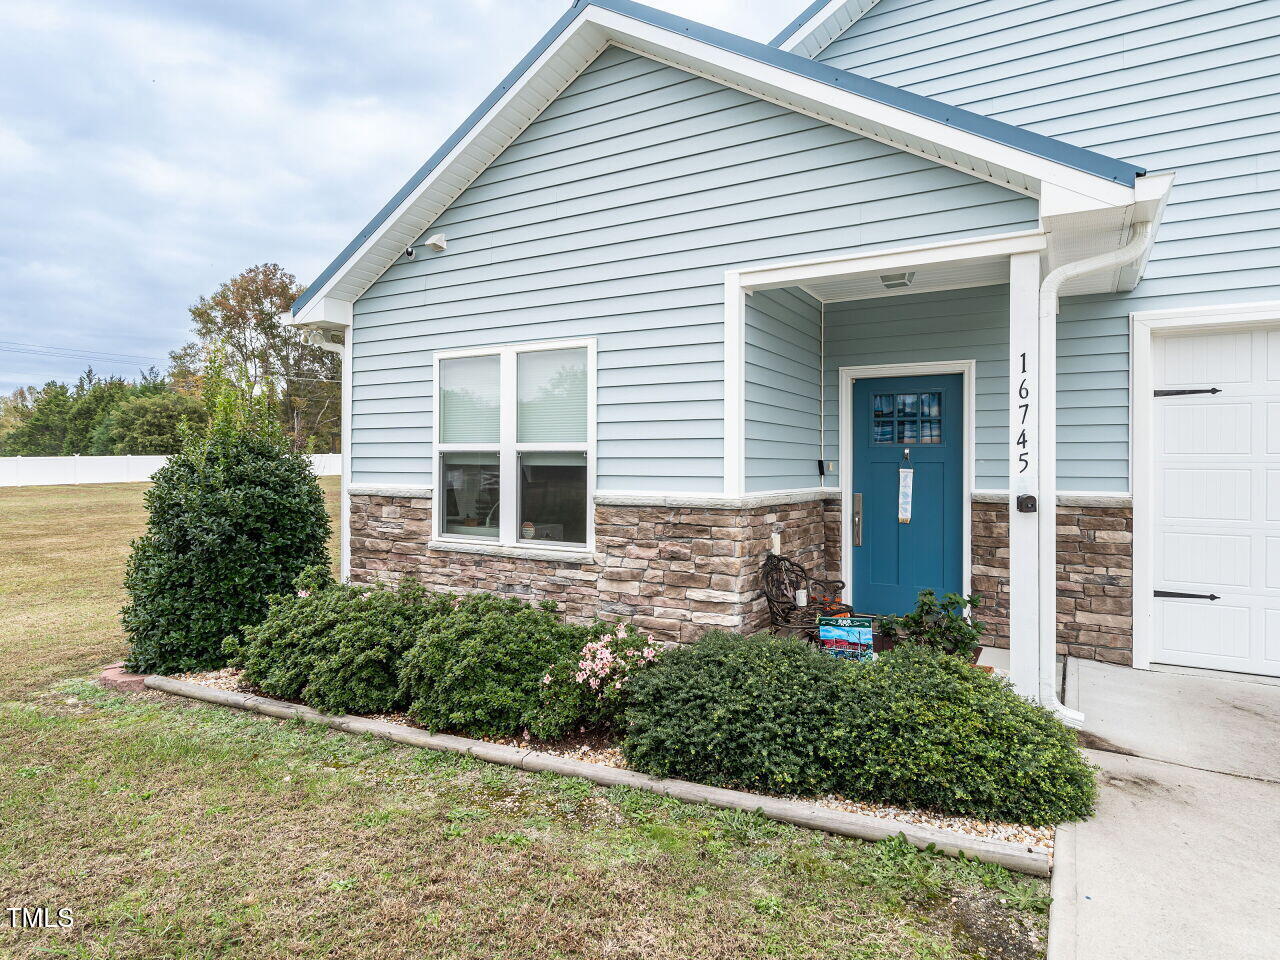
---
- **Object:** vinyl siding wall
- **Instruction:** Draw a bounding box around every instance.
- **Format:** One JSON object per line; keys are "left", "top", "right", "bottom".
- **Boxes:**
{"left": 745, "top": 288, "right": 823, "bottom": 492}
{"left": 815, "top": 0, "right": 1280, "bottom": 493}
{"left": 349, "top": 45, "right": 1036, "bottom": 491}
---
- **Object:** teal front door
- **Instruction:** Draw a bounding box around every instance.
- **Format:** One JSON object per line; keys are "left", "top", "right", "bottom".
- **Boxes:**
{"left": 851, "top": 374, "right": 964, "bottom": 616}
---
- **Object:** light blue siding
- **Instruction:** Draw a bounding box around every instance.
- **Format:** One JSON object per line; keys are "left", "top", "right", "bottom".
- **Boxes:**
{"left": 350, "top": 45, "right": 1037, "bottom": 490}
{"left": 816, "top": 0, "right": 1280, "bottom": 491}
{"left": 745, "top": 288, "right": 823, "bottom": 492}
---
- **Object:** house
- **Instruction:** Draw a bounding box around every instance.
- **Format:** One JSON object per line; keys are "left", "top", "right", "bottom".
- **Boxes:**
{"left": 288, "top": 0, "right": 1280, "bottom": 720}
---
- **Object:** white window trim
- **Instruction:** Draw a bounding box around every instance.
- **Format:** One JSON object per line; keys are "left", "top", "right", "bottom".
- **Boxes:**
{"left": 432, "top": 337, "right": 597, "bottom": 555}
{"left": 1129, "top": 300, "right": 1280, "bottom": 670}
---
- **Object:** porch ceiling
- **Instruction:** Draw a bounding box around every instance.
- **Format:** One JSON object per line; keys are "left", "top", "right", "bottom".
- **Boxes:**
{"left": 799, "top": 256, "right": 1010, "bottom": 303}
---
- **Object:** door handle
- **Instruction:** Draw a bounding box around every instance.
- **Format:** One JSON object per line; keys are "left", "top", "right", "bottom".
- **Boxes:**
{"left": 852, "top": 492, "right": 863, "bottom": 547}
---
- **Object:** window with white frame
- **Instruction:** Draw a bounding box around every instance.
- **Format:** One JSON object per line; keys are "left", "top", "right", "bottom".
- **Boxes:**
{"left": 435, "top": 341, "right": 593, "bottom": 549}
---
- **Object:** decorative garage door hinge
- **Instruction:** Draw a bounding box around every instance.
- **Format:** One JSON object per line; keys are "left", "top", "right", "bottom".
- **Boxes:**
{"left": 1154, "top": 590, "right": 1221, "bottom": 601}
{"left": 1154, "top": 388, "right": 1222, "bottom": 397}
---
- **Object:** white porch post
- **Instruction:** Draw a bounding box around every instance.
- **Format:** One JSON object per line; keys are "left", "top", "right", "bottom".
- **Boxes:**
{"left": 723, "top": 272, "right": 746, "bottom": 498}
{"left": 1007, "top": 251, "right": 1042, "bottom": 700}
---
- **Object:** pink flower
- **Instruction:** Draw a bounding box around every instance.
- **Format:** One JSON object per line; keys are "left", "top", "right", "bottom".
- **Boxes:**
{"left": 540, "top": 674, "right": 552, "bottom": 685}
{"left": 297, "top": 590, "right": 310, "bottom": 598}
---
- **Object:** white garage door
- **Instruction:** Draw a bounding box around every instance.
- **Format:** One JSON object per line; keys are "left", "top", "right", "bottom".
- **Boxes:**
{"left": 1152, "top": 324, "right": 1280, "bottom": 675}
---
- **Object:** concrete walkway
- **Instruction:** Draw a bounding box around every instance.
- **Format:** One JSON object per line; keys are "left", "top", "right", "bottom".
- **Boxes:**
{"left": 1049, "top": 659, "right": 1280, "bottom": 960}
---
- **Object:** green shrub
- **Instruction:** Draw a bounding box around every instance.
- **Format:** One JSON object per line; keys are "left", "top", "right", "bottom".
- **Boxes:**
{"left": 878, "top": 589, "right": 985, "bottom": 659}
{"left": 398, "top": 594, "right": 605, "bottom": 738}
{"left": 621, "top": 631, "right": 854, "bottom": 795}
{"left": 122, "top": 372, "right": 330, "bottom": 674}
{"left": 529, "top": 623, "right": 660, "bottom": 741}
{"left": 835, "top": 646, "right": 1095, "bottom": 825}
{"left": 224, "top": 567, "right": 452, "bottom": 714}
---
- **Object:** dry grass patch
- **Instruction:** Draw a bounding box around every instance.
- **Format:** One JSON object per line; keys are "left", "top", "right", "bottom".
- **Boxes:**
{"left": 0, "top": 479, "right": 340, "bottom": 698}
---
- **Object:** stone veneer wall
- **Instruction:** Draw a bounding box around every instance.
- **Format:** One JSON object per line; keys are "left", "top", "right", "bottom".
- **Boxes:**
{"left": 349, "top": 490, "right": 1133, "bottom": 661}
{"left": 971, "top": 498, "right": 1134, "bottom": 664}
{"left": 348, "top": 493, "right": 830, "bottom": 643}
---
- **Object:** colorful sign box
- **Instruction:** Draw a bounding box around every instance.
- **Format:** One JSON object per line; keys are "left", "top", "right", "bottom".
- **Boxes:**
{"left": 817, "top": 616, "right": 874, "bottom": 660}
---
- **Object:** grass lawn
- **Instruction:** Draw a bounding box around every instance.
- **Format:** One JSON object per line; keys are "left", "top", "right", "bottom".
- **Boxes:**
{"left": 0, "top": 481, "right": 1049, "bottom": 959}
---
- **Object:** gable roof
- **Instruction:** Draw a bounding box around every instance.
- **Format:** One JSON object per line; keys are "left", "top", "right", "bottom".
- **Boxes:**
{"left": 770, "top": 1, "right": 884, "bottom": 58}
{"left": 292, "top": 0, "right": 1147, "bottom": 319}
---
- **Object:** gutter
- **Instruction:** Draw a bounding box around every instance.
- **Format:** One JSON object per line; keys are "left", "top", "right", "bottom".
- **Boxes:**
{"left": 1036, "top": 221, "right": 1155, "bottom": 727}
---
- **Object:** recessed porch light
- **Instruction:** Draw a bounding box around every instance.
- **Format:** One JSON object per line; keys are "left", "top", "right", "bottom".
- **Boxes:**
{"left": 879, "top": 272, "right": 916, "bottom": 289}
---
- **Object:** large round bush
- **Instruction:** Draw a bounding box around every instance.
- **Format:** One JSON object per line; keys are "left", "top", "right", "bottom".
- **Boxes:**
{"left": 122, "top": 386, "right": 330, "bottom": 674}
{"left": 224, "top": 567, "right": 453, "bottom": 714}
{"left": 836, "top": 645, "right": 1095, "bottom": 825}
{"left": 621, "top": 631, "right": 854, "bottom": 795}
{"left": 399, "top": 594, "right": 604, "bottom": 738}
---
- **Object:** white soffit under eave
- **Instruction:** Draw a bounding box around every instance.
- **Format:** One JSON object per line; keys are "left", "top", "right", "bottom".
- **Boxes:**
{"left": 776, "top": 1, "right": 884, "bottom": 60}
{"left": 296, "top": 6, "right": 1137, "bottom": 322}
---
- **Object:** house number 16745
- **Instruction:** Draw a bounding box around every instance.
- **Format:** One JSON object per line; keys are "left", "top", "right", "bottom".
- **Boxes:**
{"left": 1017, "top": 352, "right": 1031, "bottom": 474}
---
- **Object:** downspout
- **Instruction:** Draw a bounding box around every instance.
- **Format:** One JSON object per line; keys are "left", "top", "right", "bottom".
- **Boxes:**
{"left": 304, "top": 329, "right": 349, "bottom": 579}
{"left": 1037, "top": 220, "right": 1154, "bottom": 726}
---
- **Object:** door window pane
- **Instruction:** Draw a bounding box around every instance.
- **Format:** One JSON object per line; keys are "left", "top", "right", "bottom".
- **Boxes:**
{"left": 442, "top": 452, "right": 500, "bottom": 538}
{"left": 439, "top": 355, "right": 500, "bottom": 443}
{"left": 518, "top": 348, "right": 587, "bottom": 442}
{"left": 920, "top": 420, "right": 942, "bottom": 444}
{"left": 920, "top": 392, "right": 942, "bottom": 418}
{"left": 896, "top": 393, "right": 919, "bottom": 417}
{"left": 872, "top": 390, "right": 945, "bottom": 445}
{"left": 519, "top": 452, "right": 587, "bottom": 545}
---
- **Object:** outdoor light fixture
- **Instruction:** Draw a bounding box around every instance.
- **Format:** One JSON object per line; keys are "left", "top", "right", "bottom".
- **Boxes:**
{"left": 879, "top": 271, "right": 916, "bottom": 289}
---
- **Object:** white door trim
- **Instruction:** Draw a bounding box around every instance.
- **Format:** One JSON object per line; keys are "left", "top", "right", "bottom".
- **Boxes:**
{"left": 1130, "top": 300, "right": 1280, "bottom": 670}
{"left": 837, "top": 359, "right": 976, "bottom": 610}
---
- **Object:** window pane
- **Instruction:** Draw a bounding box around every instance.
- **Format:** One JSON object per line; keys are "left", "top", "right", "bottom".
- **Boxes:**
{"left": 439, "top": 355, "right": 500, "bottom": 443}
{"left": 442, "top": 452, "right": 500, "bottom": 538}
{"left": 920, "top": 419, "right": 942, "bottom": 444}
{"left": 519, "top": 452, "right": 587, "bottom": 545}
{"left": 897, "top": 420, "right": 919, "bottom": 444}
{"left": 895, "top": 393, "right": 919, "bottom": 417}
{"left": 518, "top": 348, "right": 587, "bottom": 443}
{"left": 920, "top": 392, "right": 942, "bottom": 418}
{"left": 873, "top": 420, "right": 895, "bottom": 444}
{"left": 873, "top": 393, "right": 895, "bottom": 417}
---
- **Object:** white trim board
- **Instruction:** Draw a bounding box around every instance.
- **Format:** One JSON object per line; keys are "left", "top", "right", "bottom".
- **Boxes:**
{"left": 837, "top": 359, "right": 977, "bottom": 610}
{"left": 1129, "top": 300, "right": 1280, "bottom": 671}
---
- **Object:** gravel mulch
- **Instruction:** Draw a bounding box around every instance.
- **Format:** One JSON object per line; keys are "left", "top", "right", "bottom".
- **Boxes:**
{"left": 172, "top": 668, "right": 1054, "bottom": 854}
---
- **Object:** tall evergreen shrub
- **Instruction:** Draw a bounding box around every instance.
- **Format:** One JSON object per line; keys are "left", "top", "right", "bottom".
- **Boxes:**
{"left": 122, "top": 366, "right": 330, "bottom": 674}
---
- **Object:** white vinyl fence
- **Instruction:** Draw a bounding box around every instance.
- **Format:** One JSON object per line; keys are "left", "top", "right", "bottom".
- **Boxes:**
{"left": 0, "top": 454, "right": 341, "bottom": 487}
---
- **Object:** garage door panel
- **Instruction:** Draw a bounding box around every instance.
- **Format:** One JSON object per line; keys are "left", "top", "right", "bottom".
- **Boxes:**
{"left": 1161, "top": 403, "right": 1252, "bottom": 455}
{"left": 1161, "top": 331, "right": 1252, "bottom": 385}
{"left": 1162, "top": 468, "right": 1252, "bottom": 521}
{"left": 1156, "top": 600, "right": 1250, "bottom": 659}
{"left": 1152, "top": 323, "right": 1279, "bottom": 677}
{"left": 1267, "top": 611, "right": 1280, "bottom": 663}
{"left": 1160, "top": 532, "right": 1252, "bottom": 589}
{"left": 1267, "top": 538, "right": 1280, "bottom": 590}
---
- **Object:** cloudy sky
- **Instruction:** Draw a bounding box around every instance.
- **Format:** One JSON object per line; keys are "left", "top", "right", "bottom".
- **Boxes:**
{"left": 0, "top": 0, "right": 795, "bottom": 394}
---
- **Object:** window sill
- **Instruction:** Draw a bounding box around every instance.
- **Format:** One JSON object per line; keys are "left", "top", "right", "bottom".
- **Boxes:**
{"left": 427, "top": 539, "right": 595, "bottom": 564}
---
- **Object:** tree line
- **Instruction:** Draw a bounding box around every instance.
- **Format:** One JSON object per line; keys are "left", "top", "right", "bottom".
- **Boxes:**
{"left": 0, "top": 264, "right": 341, "bottom": 457}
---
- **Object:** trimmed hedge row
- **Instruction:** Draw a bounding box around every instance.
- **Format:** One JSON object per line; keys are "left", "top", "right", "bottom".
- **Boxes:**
{"left": 222, "top": 575, "right": 1095, "bottom": 826}
{"left": 225, "top": 568, "right": 649, "bottom": 741}
{"left": 622, "top": 632, "right": 1095, "bottom": 826}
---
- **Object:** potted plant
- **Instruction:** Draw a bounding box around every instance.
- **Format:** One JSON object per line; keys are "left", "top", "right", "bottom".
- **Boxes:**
{"left": 875, "top": 589, "right": 986, "bottom": 663}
